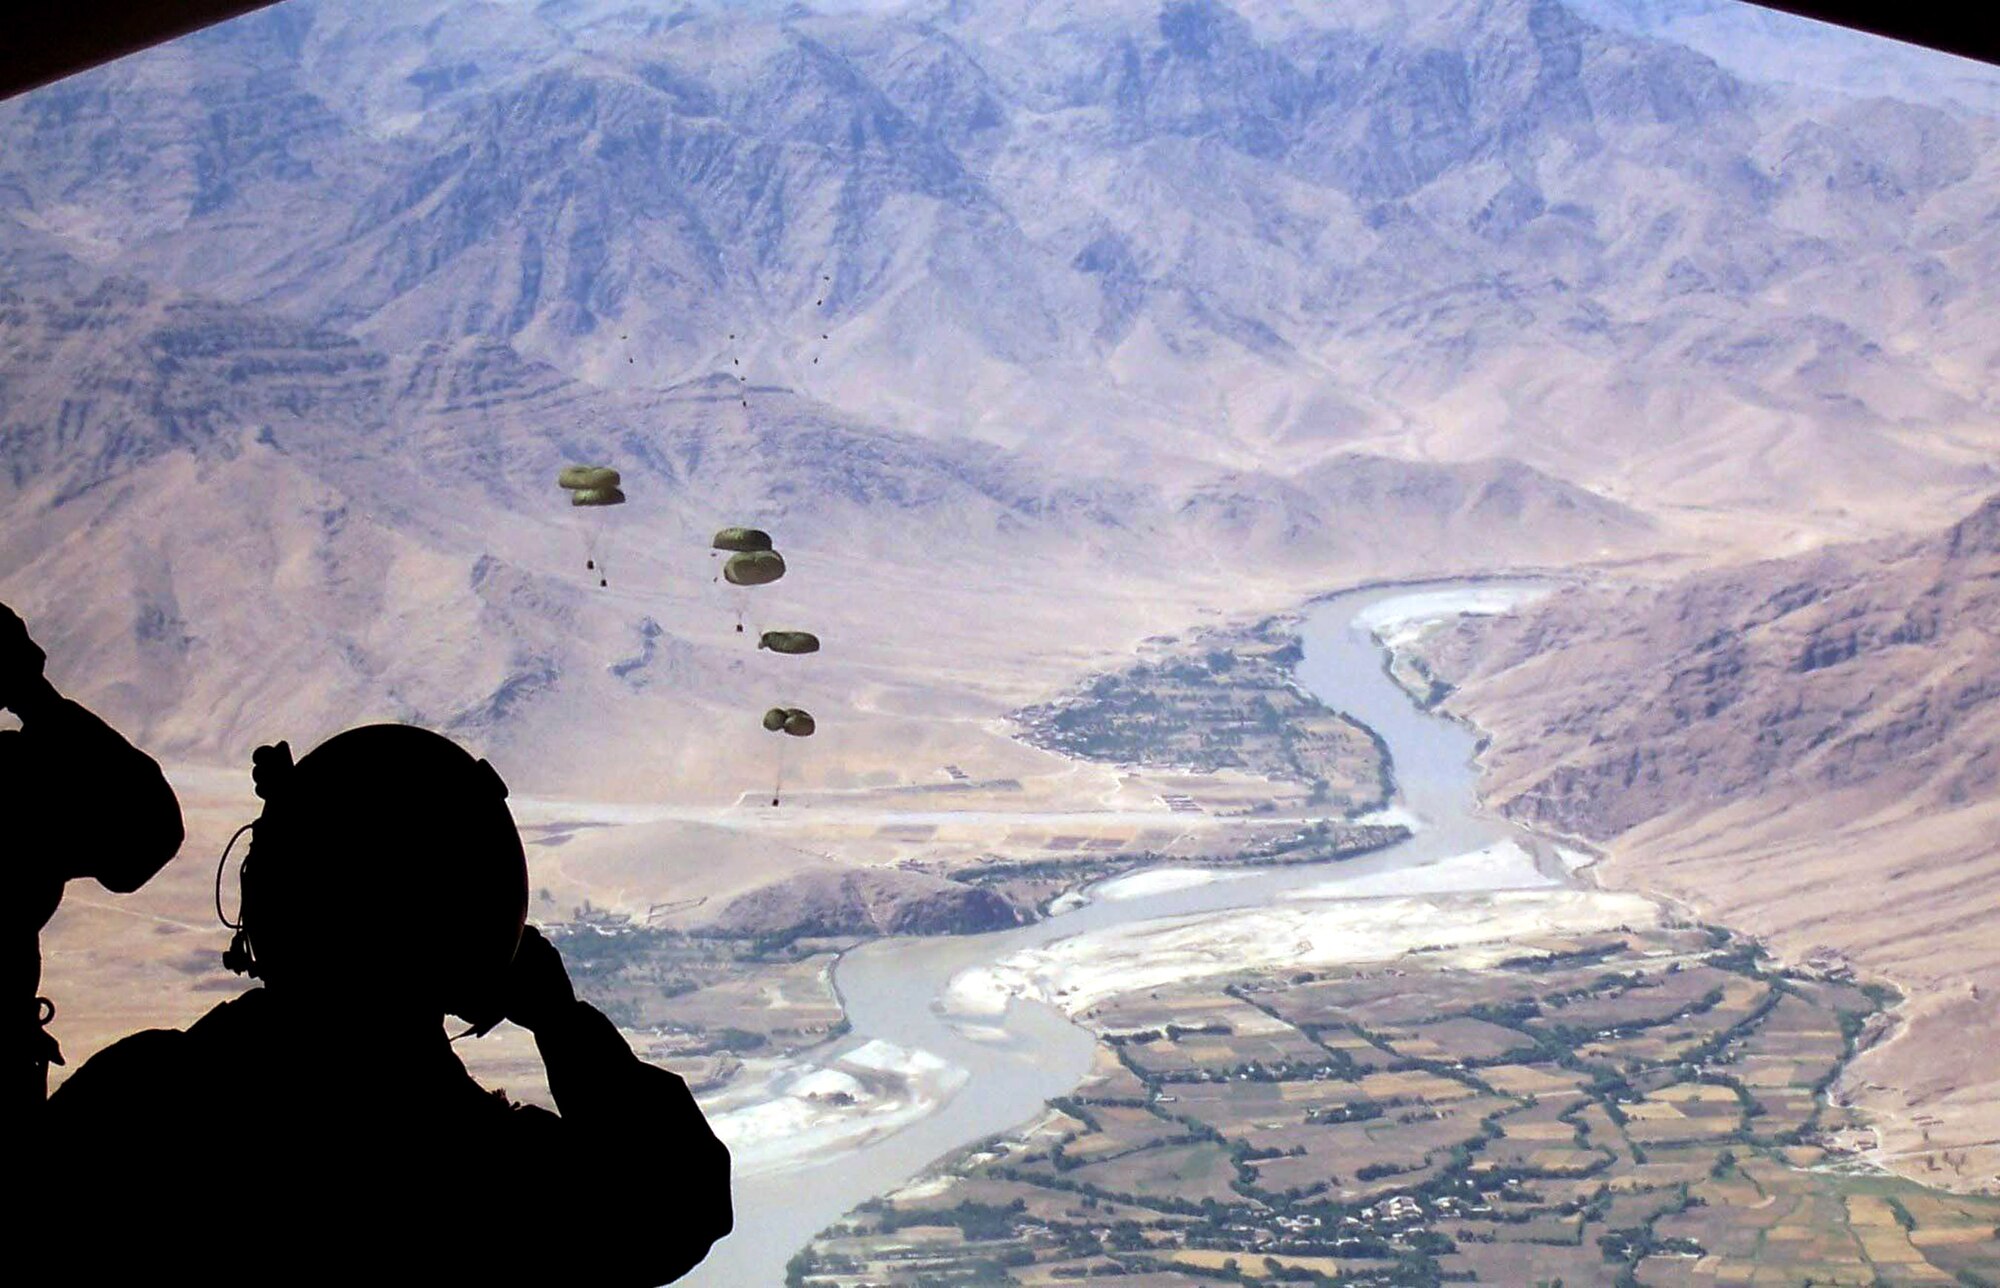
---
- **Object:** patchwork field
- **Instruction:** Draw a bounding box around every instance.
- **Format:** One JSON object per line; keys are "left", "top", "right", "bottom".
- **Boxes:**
{"left": 789, "top": 926, "right": 2000, "bottom": 1285}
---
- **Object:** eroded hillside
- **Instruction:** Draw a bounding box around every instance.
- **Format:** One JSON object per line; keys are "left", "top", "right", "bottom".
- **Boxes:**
{"left": 1411, "top": 492, "right": 2000, "bottom": 1190}
{"left": 3, "top": 0, "right": 1998, "bottom": 539}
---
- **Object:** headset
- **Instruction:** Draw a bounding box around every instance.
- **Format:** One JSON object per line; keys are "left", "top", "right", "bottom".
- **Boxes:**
{"left": 212, "top": 733, "right": 520, "bottom": 1039}
{"left": 212, "top": 739, "right": 300, "bottom": 980}
{"left": 214, "top": 818, "right": 258, "bottom": 978}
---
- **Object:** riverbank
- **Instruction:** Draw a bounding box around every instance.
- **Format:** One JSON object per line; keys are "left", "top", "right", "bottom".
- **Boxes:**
{"left": 789, "top": 914, "right": 2000, "bottom": 1287}
{"left": 702, "top": 1039, "right": 970, "bottom": 1177}
{"left": 947, "top": 886, "right": 1662, "bottom": 1017}
{"left": 685, "top": 577, "right": 1591, "bottom": 1285}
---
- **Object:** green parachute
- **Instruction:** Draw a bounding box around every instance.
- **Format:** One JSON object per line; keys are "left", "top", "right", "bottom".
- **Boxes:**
{"left": 762, "top": 708, "right": 814, "bottom": 738}
{"left": 763, "top": 707, "right": 814, "bottom": 805}
{"left": 722, "top": 550, "right": 786, "bottom": 586}
{"left": 712, "top": 527, "right": 774, "bottom": 553}
{"left": 558, "top": 465, "right": 625, "bottom": 586}
{"left": 560, "top": 466, "right": 622, "bottom": 491}
{"left": 757, "top": 631, "right": 820, "bottom": 655}
{"left": 713, "top": 528, "right": 784, "bottom": 634}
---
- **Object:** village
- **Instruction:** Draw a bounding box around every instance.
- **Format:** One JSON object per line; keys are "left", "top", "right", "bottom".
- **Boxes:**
{"left": 786, "top": 924, "right": 2000, "bottom": 1286}
{"left": 1011, "top": 615, "right": 1395, "bottom": 819}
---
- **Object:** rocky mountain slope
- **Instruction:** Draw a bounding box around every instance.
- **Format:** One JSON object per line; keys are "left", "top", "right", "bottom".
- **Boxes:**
{"left": 1572, "top": 0, "right": 2000, "bottom": 111}
{"left": 5, "top": 0, "right": 1997, "bottom": 1196}
{"left": 6, "top": 0, "right": 1998, "bottom": 794}
{"left": 1422, "top": 493, "right": 2000, "bottom": 836}
{"left": 0, "top": 245, "right": 1650, "bottom": 793}
{"left": 706, "top": 865, "right": 1026, "bottom": 938}
{"left": 3, "top": 0, "right": 1997, "bottom": 532}
{"left": 1414, "top": 492, "right": 2000, "bottom": 1188}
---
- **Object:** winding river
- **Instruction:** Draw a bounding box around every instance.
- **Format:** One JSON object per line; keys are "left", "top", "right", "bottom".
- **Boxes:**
{"left": 684, "top": 580, "right": 1553, "bottom": 1286}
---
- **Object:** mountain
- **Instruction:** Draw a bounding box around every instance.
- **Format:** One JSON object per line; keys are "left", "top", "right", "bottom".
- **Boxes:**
{"left": 0, "top": 247, "right": 1647, "bottom": 792}
{"left": 3, "top": 0, "right": 1997, "bottom": 531}
{"left": 1569, "top": 0, "right": 2000, "bottom": 113}
{"left": 1421, "top": 493, "right": 2000, "bottom": 835}
{"left": 5, "top": 0, "right": 1992, "bottom": 851}
{"left": 5, "top": 0, "right": 1999, "bottom": 1198}
{"left": 705, "top": 865, "right": 1028, "bottom": 937}
{"left": 1175, "top": 451, "right": 1650, "bottom": 567}
{"left": 1412, "top": 491, "right": 2000, "bottom": 1187}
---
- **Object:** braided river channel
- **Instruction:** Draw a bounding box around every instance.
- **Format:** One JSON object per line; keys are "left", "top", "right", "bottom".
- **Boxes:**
{"left": 686, "top": 580, "right": 1556, "bottom": 1286}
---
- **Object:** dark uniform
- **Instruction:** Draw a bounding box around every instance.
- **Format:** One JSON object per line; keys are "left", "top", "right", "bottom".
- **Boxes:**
{"left": 30, "top": 723, "right": 728, "bottom": 1286}
{"left": 4, "top": 625, "right": 184, "bottom": 1112}
{"left": 40, "top": 969, "right": 732, "bottom": 1285}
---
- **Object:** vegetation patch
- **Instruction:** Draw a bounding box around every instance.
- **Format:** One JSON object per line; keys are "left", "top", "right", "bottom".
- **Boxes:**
{"left": 792, "top": 924, "right": 2000, "bottom": 1285}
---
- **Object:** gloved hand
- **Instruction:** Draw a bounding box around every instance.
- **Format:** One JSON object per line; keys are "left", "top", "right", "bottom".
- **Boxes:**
{"left": 0, "top": 602, "right": 52, "bottom": 716}
{"left": 499, "top": 925, "right": 579, "bottom": 1035}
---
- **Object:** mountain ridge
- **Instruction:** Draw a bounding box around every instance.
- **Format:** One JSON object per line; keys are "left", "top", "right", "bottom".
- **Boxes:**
{"left": 1412, "top": 489, "right": 2000, "bottom": 1187}
{"left": 3, "top": 0, "right": 1996, "bottom": 533}
{"left": 1, "top": 247, "right": 1652, "bottom": 787}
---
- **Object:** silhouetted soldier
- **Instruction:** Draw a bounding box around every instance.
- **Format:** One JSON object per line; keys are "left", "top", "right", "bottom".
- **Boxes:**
{"left": 40, "top": 724, "right": 731, "bottom": 1286}
{"left": 2, "top": 602, "right": 183, "bottom": 1115}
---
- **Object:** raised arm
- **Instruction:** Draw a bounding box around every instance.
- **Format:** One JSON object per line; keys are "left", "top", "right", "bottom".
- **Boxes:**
{"left": 502, "top": 926, "right": 734, "bottom": 1285}
{"left": 1, "top": 604, "right": 184, "bottom": 893}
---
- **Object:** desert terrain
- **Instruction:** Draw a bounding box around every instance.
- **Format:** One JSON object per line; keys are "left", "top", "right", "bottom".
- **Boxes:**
{"left": 1407, "top": 492, "right": 2000, "bottom": 1193}
{"left": 6, "top": 0, "right": 2000, "bottom": 1280}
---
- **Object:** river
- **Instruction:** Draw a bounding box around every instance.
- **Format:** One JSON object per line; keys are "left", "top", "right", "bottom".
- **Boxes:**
{"left": 683, "top": 579, "right": 1553, "bottom": 1286}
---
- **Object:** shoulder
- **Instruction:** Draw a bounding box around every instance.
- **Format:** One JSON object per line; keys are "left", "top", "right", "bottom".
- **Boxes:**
{"left": 184, "top": 987, "right": 269, "bottom": 1042}
{"left": 46, "top": 1027, "right": 200, "bottom": 1125}
{"left": 49, "top": 992, "right": 265, "bottom": 1118}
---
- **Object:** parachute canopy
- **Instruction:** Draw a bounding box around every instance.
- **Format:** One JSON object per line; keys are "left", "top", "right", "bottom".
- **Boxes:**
{"left": 723, "top": 550, "right": 786, "bottom": 586}
{"left": 559, "top": 466, "right": 621, "bottom": 491}
{"left": 713, "top": 527, "right": 773, "bottom": 553}
{"left": 570, "top": 487, "right": 626, "bottom": 507}
{"left": 757, "top": 631, "right": 820, "bottom": 655}
{"left": 762, "top": 708, "right": 789, "bottom": 732}
{"left": 782, "top": 709, "right": 815, "bottom": 738}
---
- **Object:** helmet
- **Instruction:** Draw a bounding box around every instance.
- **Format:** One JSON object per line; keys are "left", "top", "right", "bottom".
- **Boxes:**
{"left": 235, "top": 725, "right": 528, "bottom": 1026}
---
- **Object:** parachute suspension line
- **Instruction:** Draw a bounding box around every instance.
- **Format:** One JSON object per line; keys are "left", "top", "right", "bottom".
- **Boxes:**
{"left": 559, "top": 466, "right": 623, "bottom": 589}
{"left": 730, "top": 581, "right": 748, "bottom": 633}
{"left": 811, "top": 274, "right": 830, "bottom": 367}
{"left": 772, "top": 735, "right": 788, "bottom": 808}
{"left": 729, "top": 331, "right": 749, "bottom": 410}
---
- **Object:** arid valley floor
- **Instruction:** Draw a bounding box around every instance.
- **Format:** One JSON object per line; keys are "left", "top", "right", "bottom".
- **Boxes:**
{"left": 11, "top": 2, "right": 2000, "bottom": 1282}
{"left": 38, "top": 579, "right": 2000, "bottom": 1286}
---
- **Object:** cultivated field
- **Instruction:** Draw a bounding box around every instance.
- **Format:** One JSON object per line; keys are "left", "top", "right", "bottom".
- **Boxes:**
{"left": 791, "top": 926, "right": 2000, "bottom": 1285}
